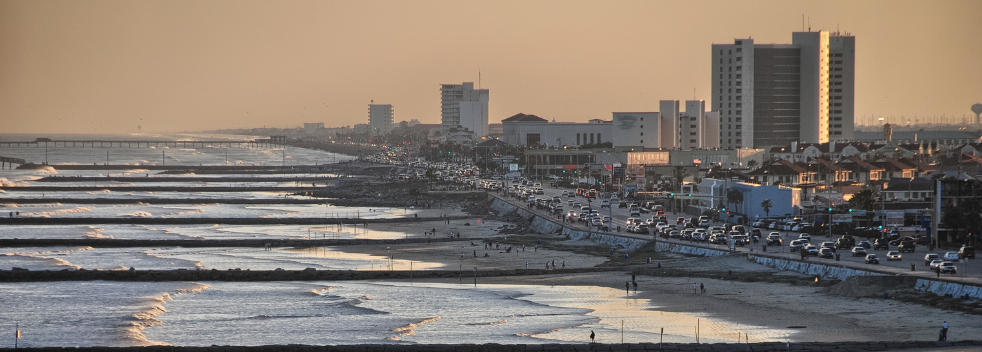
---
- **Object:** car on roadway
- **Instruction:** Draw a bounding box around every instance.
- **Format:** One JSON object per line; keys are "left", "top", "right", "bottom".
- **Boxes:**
{"left": 924, "top": 253, "right": 940, "bottom": 265}
{"left": 959, "top": 245, "right": 976, "bottom": 259}
{"left": 929, "top": 259, "right": 944, "bottom": 270}
{"left": 898, "top": 241, "right": 916, "bottom": 253}
{"left": 858, "top": 240, "right": 872, "bottom": 249}
{"left": 943, "top": 251, "right": 959, "bottom": 261}
{"left": 798, "top": 233, "right": 812, "bottom": 241}
{"left": 600, "top": 200, "right": 611, "bottom": 208}
{"left": 562, "top": 190, "right": 570, "bottom": 197}
{"left": 940, "top": 262, "right": 957, "bottom": 274}
{"left": 873, "top": 238, "right": 890, "bottom": 250}
{"left": 591, "top": 218, "right": 604, "bottom": 227}
{"left": 820, "top": 242, "right": 836, "bottom": 253}
{"left": 789, "top": 239, "right": 805, "bottom": 252}
{"left": 851, "top": 246, "right": 867, "bottom": 257}
{"left": 804, "top": 245, "right": 819, "bottom": 256}
{"left": 766, "top": 232, "right": 782, "bottom": 246}
{"left": 865, "top": 254, "right": 880, "bottom": 264}
{"left": 886, "top": 251, "right": 902, "bottom": 261}
{"left": 818, "top": 247, "right": 834, "bottom": 259}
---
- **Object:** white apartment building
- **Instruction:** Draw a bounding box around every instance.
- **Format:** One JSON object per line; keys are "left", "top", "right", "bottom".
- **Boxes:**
{"left": 368, "top": 104, "right": 393, "bottom": 136}
{"left": 440, "top": 82, "right": 489, "bottom": 142}
{"left": 501, "top": 100, "right": 718, "bottom": 149}
{"left": 712, "top": 31, "right": 855, "bottom": 150}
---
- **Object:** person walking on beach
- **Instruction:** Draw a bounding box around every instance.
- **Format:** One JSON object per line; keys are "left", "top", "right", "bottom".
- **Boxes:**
{"left": 626, "top": 281, "right": 630, "bottom": 294}
{"left": 700, "top": 283, "right": 705, "bottom": 293}
{"left": 590, "top": 330, "right": 595, "bottom": 343}
{"left": 940, "top": 321, "right": 948, "bottom": 341}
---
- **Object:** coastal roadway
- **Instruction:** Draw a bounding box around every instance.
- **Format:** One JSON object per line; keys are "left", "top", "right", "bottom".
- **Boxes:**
{"left": 34, "top": 176, "right": 340, "bottom": 183}
{"left": 491, "top": 181, "right": 982, "bottom": 286}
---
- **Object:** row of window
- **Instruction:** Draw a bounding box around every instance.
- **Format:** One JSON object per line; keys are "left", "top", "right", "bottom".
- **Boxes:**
{"left": 574, "top": 133, "right": 601, "bottom": 145}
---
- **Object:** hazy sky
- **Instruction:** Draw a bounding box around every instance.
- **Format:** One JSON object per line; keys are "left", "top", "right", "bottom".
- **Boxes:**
{"left": 1, "top": 0, "right": 980, "bottom": 134}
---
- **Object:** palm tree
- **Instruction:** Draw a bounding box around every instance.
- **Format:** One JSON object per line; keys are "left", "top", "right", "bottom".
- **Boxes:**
{"left": 761, "top": 199, "right": 773, "bottom": 217}
{"left": 848, "top": 189, "right": 879, "bottom": 226}
{"left": 726, "top": 189, "right": 744, "bottom": 212}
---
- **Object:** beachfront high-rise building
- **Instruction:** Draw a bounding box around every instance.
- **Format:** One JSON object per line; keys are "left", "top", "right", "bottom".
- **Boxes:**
{"left": 712, "top": 30, "right": 855, "bottom": 150}
{"left": 441, "top": 82, "right": 489, "bottom": 143}
{"left": 368, "top": 103, "right": 393, "bottom": 136}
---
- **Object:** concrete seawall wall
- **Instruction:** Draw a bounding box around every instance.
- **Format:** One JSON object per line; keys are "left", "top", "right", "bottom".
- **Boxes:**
{"left": 749, "top": 256, "right": 880, "bottom": 280}
{"left": 915, "top": 279, "right": 982, "bottom": 299}
{"left": 654, "top": 242, "right": 730, "bottom": 257}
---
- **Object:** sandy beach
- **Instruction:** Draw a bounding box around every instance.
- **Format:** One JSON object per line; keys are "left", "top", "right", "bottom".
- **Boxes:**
{"left": 342, "top": 218, "right": 982, "bottom": 344}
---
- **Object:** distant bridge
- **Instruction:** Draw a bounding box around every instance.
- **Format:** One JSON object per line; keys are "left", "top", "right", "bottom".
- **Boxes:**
{"left": 0, "top": 139, "right": 279, "bottom": 149}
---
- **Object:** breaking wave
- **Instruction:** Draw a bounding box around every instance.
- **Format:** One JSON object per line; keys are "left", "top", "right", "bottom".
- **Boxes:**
{"left": 390, "top": 316, "right": 442, "bottom": 339}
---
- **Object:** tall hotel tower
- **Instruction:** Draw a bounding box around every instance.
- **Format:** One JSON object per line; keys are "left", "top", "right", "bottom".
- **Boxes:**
{"left": 712, "top": 31, "right": 855, "bottom": 149}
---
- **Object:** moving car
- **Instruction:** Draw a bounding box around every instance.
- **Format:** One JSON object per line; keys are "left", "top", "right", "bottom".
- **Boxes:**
{"left": 865, "top": 254, "right": 880, "bottom": 264}
{"left": 929, "top": 259, "right": 944, "bottom": 270}
{"left": 886, "top": 251, "right": 902, "bottom": 261}
{"left": 958, "top": 245, "right": 976, "bottom": 259}
{"left": 873, "top": 238, "right": 890, "bottom": 250}
{"left": 851, "top": 246, "right": 867, "bottom": 257}
{"left": 789, "top": 240, "right": 806, "bottom": 252}
{"left": 766, "top": 232, "right": 783, "bottom": 246}
{"left": 924, "top": 253, "right": 940, "bottom": 265}
{"left": 898, "top": 241, "right": 916, "bottom": 253}
{"left": 804, "top": 245, "right": 819, "bottom": 256}
{"left": 858, "top": 240, "right": 873, "bottom": 249}
{"left": 818, "top": 247, "right": 834, "bottom": 259}
{"left": 943, "top": 251, "right": 959, "bottom": 261}
{"left": 939, "top": 262, "right": 957, "bottom": 274}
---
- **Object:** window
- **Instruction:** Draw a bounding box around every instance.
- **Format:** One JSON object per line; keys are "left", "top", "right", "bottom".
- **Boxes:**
{"left": 833, "top": 60, "right": 842, "bottom": 64}
{"left": 576, "top": 134, "right": 580, "bottom": 145}
{"left": 735, "top": 118, "right": 741, "bottom": 122}
{"left": 833, "top": 82, "right": 843, "bottom": 85}
{"left": 526, "top": 133, "right": 541, "bottom": 145}
{"left": 589, "top": 133, "right": 594, "bottom": 144}
{"left": 736, "top": 74, "right": 742, "bottom": 79}
{"left": 728, "top": 74, "right": 732, "bottom": 79}
{"left": 735, "top": 139, "right": 741, "bottom": 144}
{"left": 833, "top": 67, "right": 842, "bottom": 71}
{"left": 640, "top": 132, "right": 643, "bottom": 136}
{"left": 735, "top": 132, "right": 742, "bottom": 136}
{"left": 736, "top": 96, "right": 742, "bottom": 100}
{"left": 833, "top": 96, "right": 842, "bottom": 100}
{"left": 833, "top": 89, "right": 842, "bottom": 92}
{"left": 736, "top": 110, "right": 741, "bottom": 115}
{"left": 640, "top": 140, "right": 643, "bottom": 144}
{"left": 832, "top": 117, "right": 842, "bottom": 121}
{"left": 690, "top": 125, "right": 697, "bottom": 128}
{"left": 719, "top": 74, "right": 723, "bottom": 79}
{"left": 690, "top": 139, "right": 697, "bottom": 143}
{"left": 640, "top": 125, "right": 643, "bottom": 128}
{"left": 833, "top": 131, "right": 841, "bottom": 135}
{"left": 736, "top": 47, "right": 742, "bottom": 52}
{"left": 833, "top": 110, "right": 842, "bottom": 113}
{"left": 833, "top": 75, "right": 842, "bottom": 78}
{"left": 736, "top": 66, "right": 742, "bottom": 71}
{"left": 597, "top": 134, "right": 601, "bottom": 144}
{"left": 690, "top": 132, "right": 697, "bottom": 136}
{"left": 736, "top": 56, "right": 742, "bottom": 61}
{"left": 736, "top": 125, "right": 741, "bottom": 129}
{"left": 728, "top": 67, "right": 732, "bottom": 72}
{"left": 736, "top": 89, "right": 742, "bottom": 93}
{"left": 833, "top": 103, "right": 842, "bottom": 107}
{"left": 736, "top": 103, "right": 742, "bottom": 108}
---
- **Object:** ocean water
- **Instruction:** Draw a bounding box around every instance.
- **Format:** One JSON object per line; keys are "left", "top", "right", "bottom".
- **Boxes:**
{"left": 0, "top": 134, "right": 794, "bottom": 347}
{"left": 0, "top": 280, "right": 791, "bottom": 348}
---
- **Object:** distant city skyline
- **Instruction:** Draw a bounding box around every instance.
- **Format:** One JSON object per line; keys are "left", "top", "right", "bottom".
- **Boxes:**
{"left": 1, "top": 0, "right": 980, "bottom": 134}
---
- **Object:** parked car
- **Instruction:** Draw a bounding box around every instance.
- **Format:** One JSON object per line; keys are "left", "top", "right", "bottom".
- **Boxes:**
{"left": 924, "top": 253, "right": 941, "bottom": 265}
{"left": 886, "top": 251, "right": 902, "bottom": 261}
{"left": 851, "top": 246, "right": 867, "bottom": 257}
{"left": 865, "top": 254, "right": 880, "bottom": 264}
{"left": 943, "top": 251, "right": 959, "bottom": 261}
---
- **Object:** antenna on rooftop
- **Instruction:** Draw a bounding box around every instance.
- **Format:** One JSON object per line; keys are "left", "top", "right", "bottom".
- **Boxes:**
{"left": 802, "top": 15, "right": 804, "bottom": 31}
{"left": 808, "top": 17, "right": 811, "bottom": 32}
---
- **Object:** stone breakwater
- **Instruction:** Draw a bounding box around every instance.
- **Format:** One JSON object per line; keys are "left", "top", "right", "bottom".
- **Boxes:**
{"left": 0, "top": 267, "right": 618, "bottom": 282}
{"left": 2, "top": 341, "right": 981, "bottom": 352}
{"left": 0, "top": 237, "right": 469, "bottom": 249}
{"left": 0, "top": 215, "right": 473, "bottom": 226}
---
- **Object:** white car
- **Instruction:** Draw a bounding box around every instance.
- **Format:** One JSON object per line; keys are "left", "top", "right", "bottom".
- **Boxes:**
{"left": 943, "top": 251, "right": 959, "bottom": 261}
{"left": 798, "top": 233, "right": 811, "bottom": 241}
